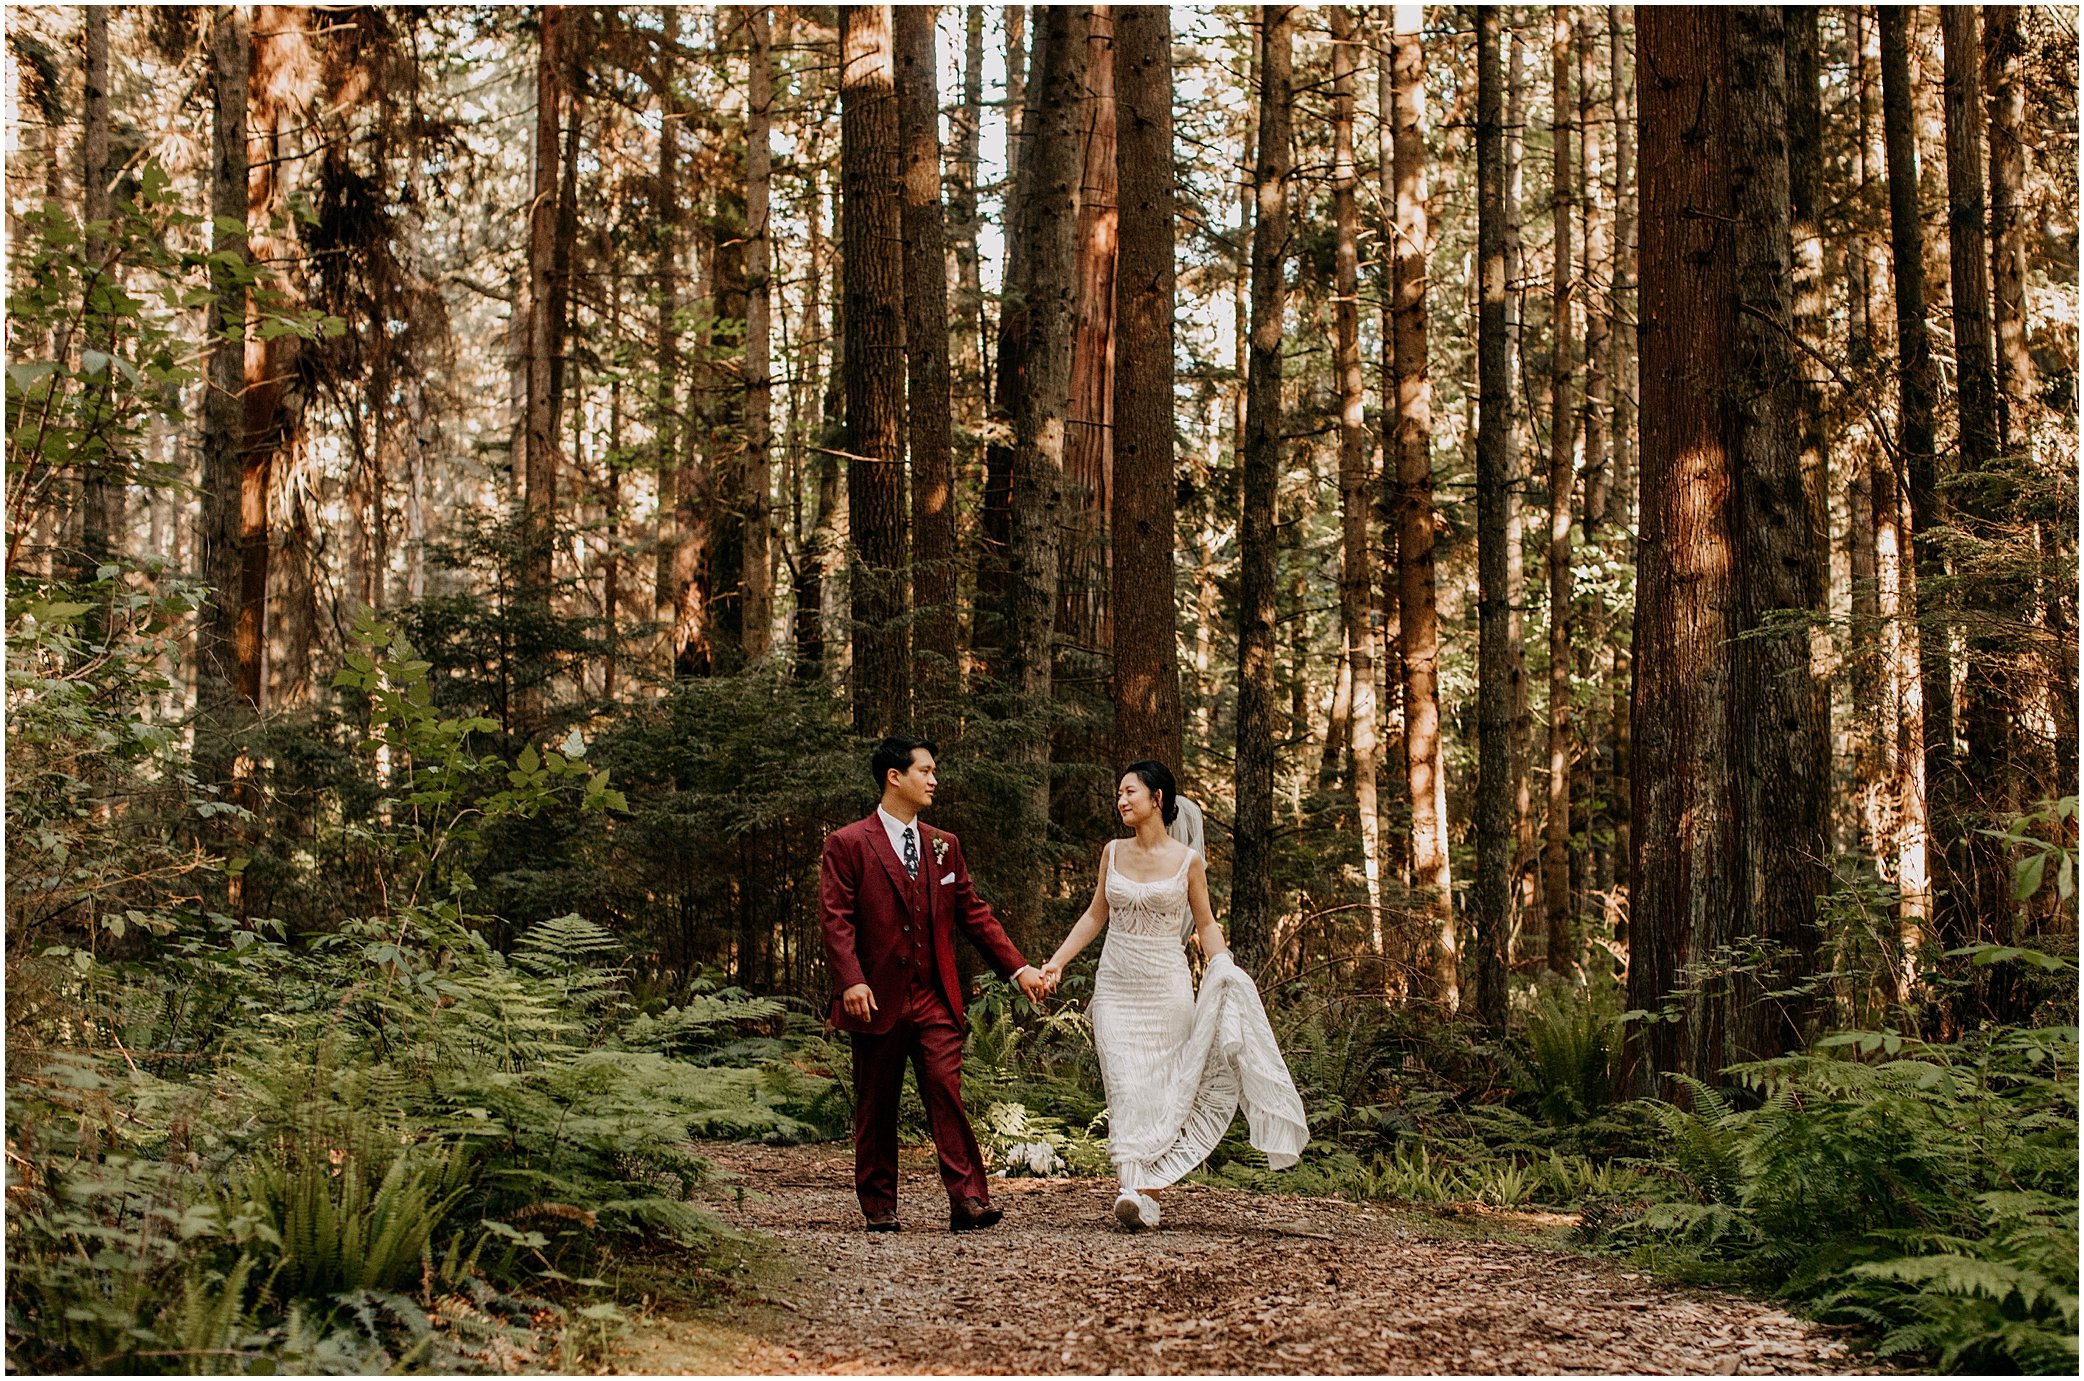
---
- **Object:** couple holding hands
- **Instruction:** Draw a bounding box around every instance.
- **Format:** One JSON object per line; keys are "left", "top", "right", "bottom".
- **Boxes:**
{"left": 819, "top": 736, "right": 1307, "bottom": 1234}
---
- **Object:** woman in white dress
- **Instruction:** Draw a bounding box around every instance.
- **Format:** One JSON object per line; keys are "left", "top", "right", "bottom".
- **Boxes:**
{"left": 1038, "top": 761, "right": 1308, "bottom": 1230}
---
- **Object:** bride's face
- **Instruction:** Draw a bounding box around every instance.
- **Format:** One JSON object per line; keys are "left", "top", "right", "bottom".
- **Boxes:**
{"left": 1117, "top": 774, "right": 1158, "bottom": 827}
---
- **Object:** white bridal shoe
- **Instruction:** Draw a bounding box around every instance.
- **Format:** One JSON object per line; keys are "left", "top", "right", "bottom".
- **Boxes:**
{"left": 1113, "top": 1192, "right": 1162, "bottom": 1230}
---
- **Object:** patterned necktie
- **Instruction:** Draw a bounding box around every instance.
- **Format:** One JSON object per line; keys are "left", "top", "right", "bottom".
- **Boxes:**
{"left": 902, "top": 826, "right": 919, "bottom": 879}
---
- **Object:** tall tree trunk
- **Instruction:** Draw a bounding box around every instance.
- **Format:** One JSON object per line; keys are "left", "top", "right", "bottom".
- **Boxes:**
{"left": 1627, "top": 6, "right": 1821, "bottom": 1091}
{"left": 523, "top": 7, "right": 565, "bottom": 629}
{"left": 1575, "top": 12, "right": 1610, "bottom": 533}
{"left": 1881, "top": 8, "right": 1956, "bottom": 955}
{"left": 1391, "top": 4, "right": 1455, "bottom": 1007}
{"left": 840, "top": 4, "right": 910, "bottom": 737}
{"left": 1727, "top": 6, "right": 1827, "bottom": 1066}
{"left": 1327, "top": 6, "right": 1384, "bottom": 967}
{"left": 796, "top": 166, "right": 841, "bottom": 682}
{"left": 1983, "top": 7, "right": 2036, "bottom": 448}
{"left": 1607, "top": 6, "right": 1636, "bottom": 534}
{"left": 1472, "top": 4, "right": 1511, "bottom": 1033}
{"left": 80, "top": 5, "right": 115, "bottom": 574}
{"left": 1233, "top": 5, "right": 1292, "bottom": 974}
{"left": 1062, "top": 7, "right": 1119, "bottom": 659}
{"left": 1506, "top": 16, "right": 1535, "bottom": 946}
{"left": 195, "top": 5, "right": 252, "bottom": 786}
{"left": 896, "top": 4, "right": 959, "bottom": 726}
{"left": 976, "top": 6, "right": 1039, "bottom": 680}
{"left": 653, "top": 7, "right": 682, "bottom": 679}
{"left": 1847, "top": 8, "right": 1884, "bottom": 830}
{"left": 951, "top": 5, "right": 987, "bottom": 425}
{"left": 1543, "top": 5, "right": 1575, "bottom": 976}
{"left": 1626, "top": 6, "right": 1742, "bottom": 1093}
{"left": 1941, "top": 6, "right": 2012, "bottom": 954}
{"left": 999, "top": 4, "right": 1091, "bottom": 956}
{"left": 744, "top": 5, "right": 774, "bottom": 661}
{"left": 1375, "top": 5, "right": 1407, "bottom": 899}
{"left": 1110, "top": 5, "right": 1183, "bottom": 773}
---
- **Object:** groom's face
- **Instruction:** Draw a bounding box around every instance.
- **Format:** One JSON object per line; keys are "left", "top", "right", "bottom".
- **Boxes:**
{"left": 888, "top": 749, "right": 937, "bottom": 813}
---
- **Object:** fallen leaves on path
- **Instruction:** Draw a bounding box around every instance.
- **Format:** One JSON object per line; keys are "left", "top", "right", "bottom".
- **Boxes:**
{"left": 614, "top": 1142, "right": 1856, "bottom": 1376}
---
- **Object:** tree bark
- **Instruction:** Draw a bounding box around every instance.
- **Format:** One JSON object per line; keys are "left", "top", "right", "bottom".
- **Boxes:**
{"left": 976, "top": 6, "right": 1040, "bottom": 680}
{"left": 1110, "top": 5, "right": 1183, "bottom": 773}
{"left": 951, "top": 5, "right": 987, "bottom": 424}
{"left": 195, "top": 5, "right": 252, "bottom": 784}
{"left": 1629, "top": 5, "right": 1740, "bottom": 1092}
{"left": 1727, "top": 6, "right": 1827, "bottom": 1067}
{"left": 1326, "top": 6, "right": 1384, "bottom": 967}
{"left": 1983, "top": 7, "right": 2037, "bottom": 446}
{"left": 796, "top": 165, "right": 842, "bottom": 682}
{"left": 1881, "top": 7, "right": 1955, "bottom": 949}
{"left": 896, "top": 4, "right": 959, "bottom": 724}
{"left": 1543, "top": 5, "right": 1575, "bottom": 976}
{"left": 744, "top": 5, "right": 775, "bottom": 661}
{"left": 1390, "top": 4, "right": 1455, "bottom": 1007}
{"left": 1626, "top": 6, "right": 1823, "bottom": 1091}
{"left": 1232, "top": 5, "right": 1292, "bottom": 974}
{"left": 1942, "top": 6, "right": 2015, "bottom": 951}
{"left": 523, "top": 6, "right": 565, "bottom": 630}
{"left": 1062, "top": 7, "right": 1119, "bottom": 659}
{"left": 80, "top": 4, "right": 115, "bottom": 573}
{"left": 840, "top": 4, "right": 910, "bottom": 737}
{"left": 653, "top": 6, "right": 682, "bottom": 679}
{"left": 1472, "top": 4, "right": 1511, "bottom": 1033}
{"left": 1575, "top": 12, "right": 1609, "bottom": 534}
{"left": 1506, "top": 15, "right": 1535, "bottom": 945}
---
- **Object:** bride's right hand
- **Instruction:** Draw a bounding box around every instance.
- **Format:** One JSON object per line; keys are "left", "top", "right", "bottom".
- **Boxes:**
{"left": 1040, "top": 962, "right": 1063, "bottom": 994}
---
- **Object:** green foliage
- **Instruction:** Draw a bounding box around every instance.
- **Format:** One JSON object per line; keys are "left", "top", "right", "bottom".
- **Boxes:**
{"left": 1604, "top": 972, "right": 2079, "bottom": 1374}
{"left": 4, "top": 618, "right": 831, "bottom": 1373}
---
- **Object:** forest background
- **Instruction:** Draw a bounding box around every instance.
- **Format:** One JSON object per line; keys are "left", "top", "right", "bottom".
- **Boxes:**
{"left": 4, "top": 3, "right": 2078, "bottom": 1373}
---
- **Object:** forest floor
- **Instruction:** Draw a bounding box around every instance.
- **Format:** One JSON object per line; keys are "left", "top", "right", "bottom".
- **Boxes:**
{"left": 605, "top": 1142, "right": 1863, "bottom": 1376}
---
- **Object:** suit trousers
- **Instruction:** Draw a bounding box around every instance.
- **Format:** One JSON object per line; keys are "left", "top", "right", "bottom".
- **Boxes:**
{"left": 849, "top": 978, "right": 990, "bottom": 1217}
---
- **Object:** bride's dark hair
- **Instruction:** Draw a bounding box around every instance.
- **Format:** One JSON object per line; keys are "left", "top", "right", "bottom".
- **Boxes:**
{"left": 1121, "top": 760, "right": 1180, "bottom": 827}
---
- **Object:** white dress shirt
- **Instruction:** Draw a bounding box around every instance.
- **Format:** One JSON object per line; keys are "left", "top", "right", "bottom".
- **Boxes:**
{"left": 876, "top": 805, "right": 1037, "bottom": 987}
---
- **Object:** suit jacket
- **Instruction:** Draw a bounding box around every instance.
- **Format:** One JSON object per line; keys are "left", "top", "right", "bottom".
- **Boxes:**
{"left": 818, "top": 814, "right": 1027, "bottom": 1035}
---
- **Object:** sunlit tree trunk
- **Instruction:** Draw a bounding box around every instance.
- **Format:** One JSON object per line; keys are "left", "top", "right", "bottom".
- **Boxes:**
{"left": 1543, "top": 5, "right": 1575, "bottom": 976}
{"left": 523, "top": 7, "right": 565, "bottom": 639}
{"left": 950, "top": 6, "right": 987, "bottom": 427}
{"left": 1983, "top": 7, "right": 2036, "bottom": 449}
{"left": 1881, "top": 7, "right": 1955, "bottom": 955}
{"left": 1472, "top": 4, "right": 1511, "bottom": 1032}
{"left": 652, "top": 7, "right": 682, "bottom": 680}
{"left": 1390, "top": 4, "right": 1455, "bottom": 1007}
{"left": 1062, "top": 6, "right": 1118, "bottom": 657}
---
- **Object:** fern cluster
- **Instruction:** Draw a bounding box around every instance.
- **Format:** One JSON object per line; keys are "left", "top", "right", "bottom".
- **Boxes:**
{"left": 4, "top": 619, "right": 836, "bottom": 1373}
{"left": 1610, "top": 998, "right": 2078, "bottom": 1374}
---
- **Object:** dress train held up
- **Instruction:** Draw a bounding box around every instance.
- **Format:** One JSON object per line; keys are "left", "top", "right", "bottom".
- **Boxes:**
{"left": 1087, "top": 842, "right": 1309, "bottom": 1191}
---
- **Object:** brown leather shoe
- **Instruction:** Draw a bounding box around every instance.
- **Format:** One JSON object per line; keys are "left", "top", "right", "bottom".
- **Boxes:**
{"left": 864, "top": 1212, "right": 901, "bottom": 1233}
{"left": 948, "top": 1197, "right": 1003, "bottom": 1232}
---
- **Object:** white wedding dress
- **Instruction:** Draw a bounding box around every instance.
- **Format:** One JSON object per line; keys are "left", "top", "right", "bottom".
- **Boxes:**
{"left": 1088, "top": 838, "right": 1309, "bottom": 1193}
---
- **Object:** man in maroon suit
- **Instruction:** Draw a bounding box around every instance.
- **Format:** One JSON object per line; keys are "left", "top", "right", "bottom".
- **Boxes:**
{"left": 820, "top": 736, "right": 1048, "bottom": 1232}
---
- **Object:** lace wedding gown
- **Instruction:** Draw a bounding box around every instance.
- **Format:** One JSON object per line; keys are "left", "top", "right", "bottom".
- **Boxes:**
{"left": 1088, "top": 840, "right": 1309, "bottom": 1191}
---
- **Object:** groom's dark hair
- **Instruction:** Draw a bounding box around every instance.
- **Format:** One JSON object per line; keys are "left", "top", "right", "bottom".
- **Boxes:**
{"left": 1122, "top": 760, "right": 1180, "bottom": 827}
{"left": 872, "top": 736, "right": 939, "bottom": 790}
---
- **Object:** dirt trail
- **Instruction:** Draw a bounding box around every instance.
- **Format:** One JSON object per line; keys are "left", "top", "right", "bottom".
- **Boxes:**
{"left": 615, "top": 1142, "right": 1854, "bottom": 1375}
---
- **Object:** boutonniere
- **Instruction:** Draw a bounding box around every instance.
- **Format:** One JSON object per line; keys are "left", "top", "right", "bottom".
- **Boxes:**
{"left": 931, "top": 835, "right": 950, "bottom": 867}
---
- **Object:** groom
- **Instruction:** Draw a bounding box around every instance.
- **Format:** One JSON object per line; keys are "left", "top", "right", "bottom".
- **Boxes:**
{"left": 819, "top": 736, "right": 1049, "bottom": 1233}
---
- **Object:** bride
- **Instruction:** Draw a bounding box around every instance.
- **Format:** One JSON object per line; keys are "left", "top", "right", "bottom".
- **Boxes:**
{"left": 1039, "top": 761, "right": 1308, "bottom": 1230}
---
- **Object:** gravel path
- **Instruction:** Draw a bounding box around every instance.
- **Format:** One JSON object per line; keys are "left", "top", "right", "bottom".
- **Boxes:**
{"left": 614, "top": 1141, "right": 1855, "bottom": 1375}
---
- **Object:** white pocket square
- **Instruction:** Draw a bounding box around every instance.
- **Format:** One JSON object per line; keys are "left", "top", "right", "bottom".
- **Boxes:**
{"left": 939, "top": 871, "right": 956, "bottom": 885}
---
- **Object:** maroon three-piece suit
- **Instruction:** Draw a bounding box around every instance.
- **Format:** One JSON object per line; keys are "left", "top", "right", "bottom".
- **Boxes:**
{"left": 819, "top": 814, "right": 1029, "bottom": 1218}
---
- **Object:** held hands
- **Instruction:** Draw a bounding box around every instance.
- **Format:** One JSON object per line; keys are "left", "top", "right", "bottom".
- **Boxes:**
{"left": 1015, "top": 967, "right": 1051, "bottom": 1004}
{"left": 1039, "top": 962, "right": 1064, "bottom": 996}
{"left": 841, "top": 983, "right": 878, "bottom": 1022}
